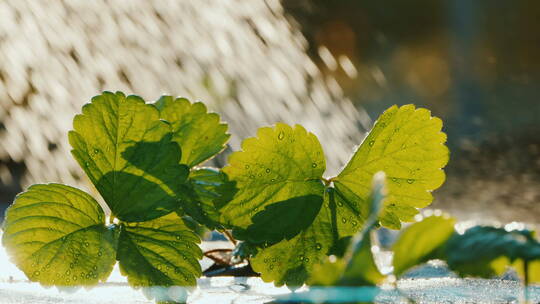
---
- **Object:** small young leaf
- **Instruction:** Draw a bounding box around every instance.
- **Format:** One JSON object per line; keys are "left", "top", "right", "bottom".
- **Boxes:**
{"left": 69, "top": 91, "right": 189, "bottom": 222}
{"left": 117, "top": 212, "right": 202, "bottom": 301}
{"left": 392, "top": 215, "right": 456, "bottom": 277}
{"left": 334, "top": 105, "right": 449, "bottom": 229}
{"left": 1, "top": 184, "right": 116, "bottom": 287}
{"left": 155, "top": 96, "right": 230, "bottom": 167}
{"left": 220, "top": 123, "right": 326, "bottom": 235}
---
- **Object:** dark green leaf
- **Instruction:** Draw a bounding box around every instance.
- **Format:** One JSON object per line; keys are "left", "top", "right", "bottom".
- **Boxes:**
{"left": 182, "top": 168, "right": 236, "bottom": 230}
{"left": 444, "top": 226, "right": 540, "bottom": 278}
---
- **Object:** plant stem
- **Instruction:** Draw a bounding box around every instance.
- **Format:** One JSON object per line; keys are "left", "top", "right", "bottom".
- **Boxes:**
{"left": 203, "top": 248, "right": 233, "bottom": 265}
{"left": 204, "top": 248, "right": 233, "bottom": 255}
{"left": 222, "top": 229, "right": 237, "bottom": 245}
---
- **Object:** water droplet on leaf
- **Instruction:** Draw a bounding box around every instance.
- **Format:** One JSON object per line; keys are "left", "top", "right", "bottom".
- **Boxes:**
{"left": 278, "top": 131, "right": 285, "bottom": 140}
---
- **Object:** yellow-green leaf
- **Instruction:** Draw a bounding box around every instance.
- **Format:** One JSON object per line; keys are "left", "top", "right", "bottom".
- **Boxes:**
{"left": 117, "top": 213, "right": 202, "bottom": 302}
{"left": 69, "top": 91, "right": 189, "bottom": 222}
{"left": 250, "top": 201, "right": 334, "bottom": 287}
{"left": 334, "top": 105, "right": 449, "bottom": 229}
{"left": 156, "top": 96, "right": 230, "bottom": 167}
{"left": 1, "top": 184, "right": 116, "bottom": 287}
{"left": 220, "top": 123, "right": 325, "bottom": 232}
{"left": 392, "top": 215, "right": 456, "bottom": 277}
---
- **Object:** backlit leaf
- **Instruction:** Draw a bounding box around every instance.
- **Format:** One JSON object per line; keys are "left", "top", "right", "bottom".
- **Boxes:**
{"left": 117, "top": 213, "right": 202, "bottom": 302}
{"left": 250, "top": 202, "right": 334, "bottom": 287}
{"left": 309, "top": 174, "right": 386, "bottom": 287}
{"left": 334, "top": 105, "right": 448, "bottom": 229}
{"left": 220, "top": 123, "right": 326, "bottom": 234}
{"left": 392, "top": 215, "right": 456, "bottom": 277}
{"left": 1, "top": 184, "right": 116, "bottom": 287}
{"left": 155, "top": 96, "right": 230, "bottom": 167}
{"left": 221, "top": 105, "right": 448, "bottom": 287}
{"left": 69, "top": 91, "right": 189, "bottom": 222}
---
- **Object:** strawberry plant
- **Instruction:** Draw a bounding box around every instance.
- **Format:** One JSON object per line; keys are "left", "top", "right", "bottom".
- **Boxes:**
{"left": 5, "top": 90, "right": 534, "bottom": 303}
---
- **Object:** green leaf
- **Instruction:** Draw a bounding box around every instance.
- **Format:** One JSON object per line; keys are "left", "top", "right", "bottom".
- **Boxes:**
{"left": 69, "top": 91, "right": 190, "bottom": 222}
{"left": 219, "top": 123, "right": 328, "bottom": 287}
{"left": 220, "top": 123, "right": 326, "bottom": 233}
{"left": 221, "top": 105, "right": 449, "bottom": 287}
{"left": 182, "top": 168, "right": 236, "bottom": 230}
{"left": 392, "top": 215, "right": 456, "bottom": 277}
{"left": 334, "top": 105, "right": 448, "bottom": 229}
{"left": 250, "top": 202, "right": 334, "bottom": 288}
{"left": 236, "top": 195, "right": 323, "bottom": 245}
{"left": 251, "top": 173, "right": 386, "bottom": 288}
{"left": 443, "top": 226, "right": 540, "bottom": 278}
{"left": 155, "top": 96, "right": 230, "bottom": 167}
{"left": 1, "top": 184, "right": 116, "bottom": 287}
{"left": 310, "top": 176, "right": 386, "bottom": 287}
{"left": 117, "top": 213, "right": 202, "bottom": 302}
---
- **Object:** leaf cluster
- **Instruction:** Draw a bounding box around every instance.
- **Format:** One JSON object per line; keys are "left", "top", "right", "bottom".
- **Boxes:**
{"left": 2, "top": 92, "right": 230, "bottom": 303}
{"left": 2, "top": 91, "right": 455, "bottom": 302}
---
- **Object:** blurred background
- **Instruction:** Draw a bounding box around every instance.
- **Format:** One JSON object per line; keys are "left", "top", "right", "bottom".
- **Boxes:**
{"left": 0, "top": 0, "right": 538, "bottom": 224}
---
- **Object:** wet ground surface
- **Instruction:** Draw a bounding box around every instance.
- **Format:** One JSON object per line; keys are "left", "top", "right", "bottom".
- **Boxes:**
{"left": 2, "top": 239, "right": 540, "bottom": 304}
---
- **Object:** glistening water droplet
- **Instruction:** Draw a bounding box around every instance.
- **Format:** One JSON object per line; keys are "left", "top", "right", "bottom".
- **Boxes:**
{"left": 278, "top": 131, "right": 285, "bottom": 140}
